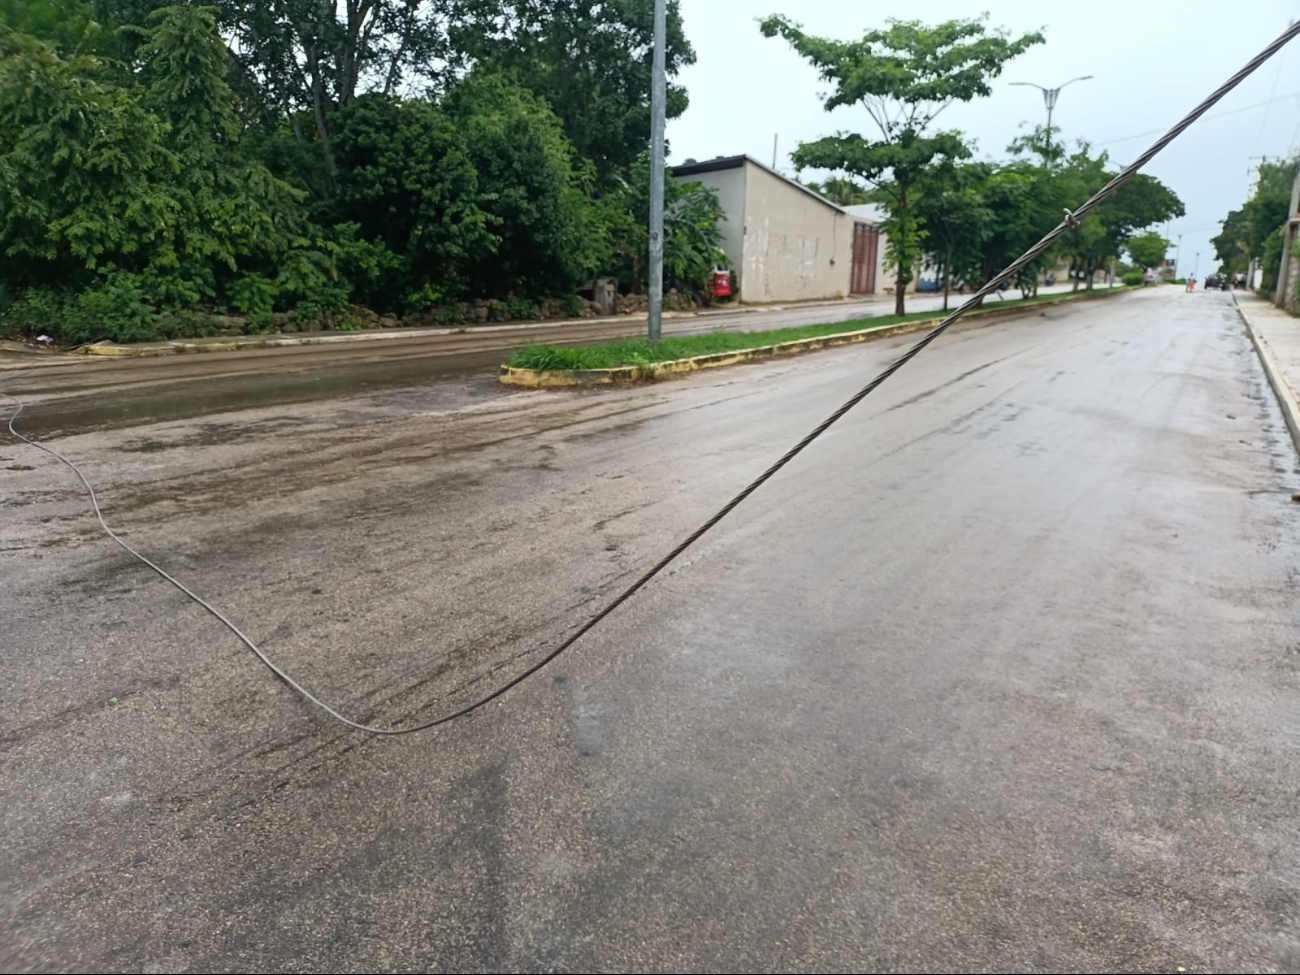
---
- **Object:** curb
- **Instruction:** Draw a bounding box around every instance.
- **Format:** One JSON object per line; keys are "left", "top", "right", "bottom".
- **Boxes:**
{"left": 1233, "top": 293, "right": 1300, "bottom": 454}
{"left": 501, "top": 287, "right": 1140, "bottom": 388}
{"left": 74, "top": 296, "right": 890, "bottom": 358}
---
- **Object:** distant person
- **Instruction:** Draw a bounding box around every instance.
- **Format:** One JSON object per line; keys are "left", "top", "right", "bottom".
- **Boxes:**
{"left": 1186, "top": 276, "right": 1196, "bottom": 292}
{"left": 1144, "top": 269, "right": 1153, "bottom": 286}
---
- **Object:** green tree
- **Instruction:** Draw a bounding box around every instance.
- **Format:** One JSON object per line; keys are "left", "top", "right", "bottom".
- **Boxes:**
{"left": 1126, "top": 232, "right": 1169, "bottom": 272}
{"left": 955, "top": 163, "right": 1050, "bottom": 298}
{"left": 137, "top": 5, "right": 304, "bottom": 304}
{"left": 760, "top": 14, "right": 1043, "bottom": 314}
{"left": 1213, "top": 156, "right": 1298, "bottom": 289}
{"left": 328, "top": 93, "right": 492, "bottom": 308}
{"left": 451, "top": 0, "right": 695, "bottom": 178}
{"left": 0, "top": 27, "right": 180, "bottom": 287}
{"left": 911, "top": 161, "right": 994, "bottom": 309}
{"left": 606, "top": 156, "right": 726, "bottom": 295}
{"left": 216, "top": 0, "right": 458, "bottom": 193}
{"left": 1041, "top": 144, "right": 1182, "bottom": 290}
{"left": 446, "top": 72, "right": 603, "bottom": 298}
{"left": 0, "top": 0, "right": 101, "bottom": 55}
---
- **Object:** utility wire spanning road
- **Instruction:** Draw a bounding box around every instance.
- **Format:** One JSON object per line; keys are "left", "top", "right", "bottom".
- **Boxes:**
{"left": 3, "top": 288, "right": 1299, "bottom": 972}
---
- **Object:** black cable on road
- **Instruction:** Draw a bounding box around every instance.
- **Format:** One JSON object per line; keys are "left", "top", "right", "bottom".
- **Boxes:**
{"left": 5, "top": 19, "right": 1300, "bottom": 735}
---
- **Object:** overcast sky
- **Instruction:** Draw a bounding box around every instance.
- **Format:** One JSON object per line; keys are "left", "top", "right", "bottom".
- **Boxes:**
{"left": 667, "top": 0, "right": 1300, "bottom": 277}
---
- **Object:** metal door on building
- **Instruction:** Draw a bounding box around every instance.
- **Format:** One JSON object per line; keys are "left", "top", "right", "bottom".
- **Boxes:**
{"left": 851, "top": 222, "right": 879, "bottom": 294}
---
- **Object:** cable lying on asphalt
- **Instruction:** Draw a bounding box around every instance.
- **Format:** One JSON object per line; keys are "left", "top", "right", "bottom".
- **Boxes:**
{"left": 5, "top": 20, "right": 1299, "bottom": 736}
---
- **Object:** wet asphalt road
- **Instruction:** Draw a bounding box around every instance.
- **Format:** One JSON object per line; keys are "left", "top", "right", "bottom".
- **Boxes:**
{"left": 3, "top": 288, "right": 1299, "bottom": 973}
{"left": 0, "top": 286, "right": 1088, "bottom": 440}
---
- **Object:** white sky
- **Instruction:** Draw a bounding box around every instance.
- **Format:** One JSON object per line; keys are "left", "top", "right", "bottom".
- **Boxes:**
{"left": 668, "top": 0, "right": 1300, "bottom": 277}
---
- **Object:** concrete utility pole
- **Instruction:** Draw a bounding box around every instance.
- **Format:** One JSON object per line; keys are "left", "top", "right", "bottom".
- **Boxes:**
{"left": 646, "top": 0, "right": 667, "bottom": 344}
{"left": 1010, "top": 76, "right": 1093, "bottom": 133}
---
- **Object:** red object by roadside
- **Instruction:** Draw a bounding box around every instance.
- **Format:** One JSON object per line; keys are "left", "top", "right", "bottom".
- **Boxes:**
{"left": 713, "top": 269, "right": 733, "bottom": 298}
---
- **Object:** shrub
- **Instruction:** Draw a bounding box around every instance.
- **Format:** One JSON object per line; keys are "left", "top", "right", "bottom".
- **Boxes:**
{"left": 434, "top": 305, "right": 466, "bottom": 326}
{"left": 506, "top": 297, "right": 538, "bottom": 321}
{"left": 1, "top": 287, "right": 66, "bottom": 338}
{"left": 230, "top": 273, "right": 279, "bottom": 315}
{"left": 1122, "top": 271, "right": 1145, "bottom": 287}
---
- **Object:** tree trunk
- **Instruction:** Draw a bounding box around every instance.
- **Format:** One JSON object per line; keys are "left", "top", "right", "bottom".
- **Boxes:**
{"left": 894, "top": 182, "right": 908, "bottom": 317}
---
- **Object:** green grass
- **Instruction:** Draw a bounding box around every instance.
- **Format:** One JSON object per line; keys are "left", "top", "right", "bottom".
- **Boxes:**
{"left": 506, "top": 288, "right": 1120, "bottom": 371}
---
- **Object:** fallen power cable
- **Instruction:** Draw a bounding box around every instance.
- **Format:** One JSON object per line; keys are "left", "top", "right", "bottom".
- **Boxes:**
{"left": 5, "top": 19, "right": 1300, "bottom": 735}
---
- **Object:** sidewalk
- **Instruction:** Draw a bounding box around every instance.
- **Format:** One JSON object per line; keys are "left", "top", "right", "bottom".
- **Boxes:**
{"left": 1234, "top": 292, "right": 1300, "bottom": 453}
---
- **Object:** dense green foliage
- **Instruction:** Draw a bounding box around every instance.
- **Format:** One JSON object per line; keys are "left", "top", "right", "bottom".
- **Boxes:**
{"left": 1126, "top": 232, "right": 1170, "bottom": 272}
{"left": 895, "top": 132, "right": 1182, "bottom": 305}
{"left": 0, "top": 0, "right": 722, "bottom": 341}
{"left": 1213, "top": 155, "right": 1298, "bottom": 294}
{"left": 1, "top": 2, "right": 1184, "bottom": 345}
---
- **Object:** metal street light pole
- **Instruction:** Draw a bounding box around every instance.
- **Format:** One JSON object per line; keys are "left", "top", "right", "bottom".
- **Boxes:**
{"left": 647, "top": 0, "right": 667, "bottom": 344}
{"left": 1010, "top": 76, "right": 1094, "bottom": 134}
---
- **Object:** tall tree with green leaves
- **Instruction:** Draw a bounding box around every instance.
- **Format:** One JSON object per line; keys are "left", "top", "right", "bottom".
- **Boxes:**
{"left": 759, "top": 15, "right": 1044, "bottom": 314}
{"left": 0, "top": 26, "right": 178, "bottom": 287}
{"left": 911, "top": 161, "right": 994, "bottom": 309}
{"left": 216, "top": 0, "right": 458, "bottom": 193}
{"left": 328, "top": 94, "right": 491, "bottom": 307}
{"left": 450, "top": 0, "right": 694, "bottom": 178}
{"left": 1213, "top": 155, "right": 1298, "bottom": 290}
{"left": 1126, "top": 232, "right": 1169, "bottom": 272}
{"left": 446, "top": 71, "right": 604, "bottom": 298}
{"left": 138, "top": 5, "right": 303, "bottom": 305}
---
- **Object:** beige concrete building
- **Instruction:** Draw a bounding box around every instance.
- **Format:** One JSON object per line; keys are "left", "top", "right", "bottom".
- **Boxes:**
{"left": 673, "top": 156, "right": 879, "bottom": 303}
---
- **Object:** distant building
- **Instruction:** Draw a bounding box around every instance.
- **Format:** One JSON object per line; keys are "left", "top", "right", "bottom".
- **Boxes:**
{"left": 672, "top": 155, "right": 885, "bottom": 303}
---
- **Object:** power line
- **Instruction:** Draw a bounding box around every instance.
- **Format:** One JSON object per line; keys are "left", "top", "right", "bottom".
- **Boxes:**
{"left": 1095, "top": 90, "right": 1300, "bottom": 146}
{"left": 1252, "top": 38, "right": 1287, "bottom": 152}
{"left": 6, "top": 19, "right": 1300, "bottom": 737}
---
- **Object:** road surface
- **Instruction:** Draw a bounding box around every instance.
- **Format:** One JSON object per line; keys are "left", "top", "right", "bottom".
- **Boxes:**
{"left": 3, "top": 287, "right": 1298, "bottom": 973}
{"left": 1, "top": 284, "right": 1091, "bottom": 440}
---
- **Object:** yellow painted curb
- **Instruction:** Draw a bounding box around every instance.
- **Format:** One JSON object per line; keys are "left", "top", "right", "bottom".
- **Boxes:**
{"left": 80, "top": 345, "right": 175, "bottom": 356}
{"left": 500, "top": 287, "right": 1139, "bottom": 388}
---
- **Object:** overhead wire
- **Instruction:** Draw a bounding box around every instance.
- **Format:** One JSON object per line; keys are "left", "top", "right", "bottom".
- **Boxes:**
{"left": 1094, "top": 89, "right": 1300, "bottom": 146}
{"left": 6, "top": 19, "right": 1300, "bottom": 736}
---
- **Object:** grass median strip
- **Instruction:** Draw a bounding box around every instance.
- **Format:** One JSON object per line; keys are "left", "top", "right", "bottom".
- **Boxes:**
{"left": 506, "top": 290, "right": 1113, "bottom": 370}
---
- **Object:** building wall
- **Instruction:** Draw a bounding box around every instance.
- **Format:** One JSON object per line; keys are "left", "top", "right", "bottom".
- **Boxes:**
{"left": 673, "top": 166, "right": 747, "bottom": 288}
{"left": 740, "top": 162, "right": 853, "bottom": 302}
